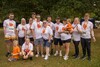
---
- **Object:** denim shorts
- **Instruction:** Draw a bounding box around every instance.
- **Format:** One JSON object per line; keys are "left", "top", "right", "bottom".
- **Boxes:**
{"left": 34, "top": 38, "right": 44, "bottom": 45}
{"left": 43, "top": 39, "right": 51, "bottom": 47}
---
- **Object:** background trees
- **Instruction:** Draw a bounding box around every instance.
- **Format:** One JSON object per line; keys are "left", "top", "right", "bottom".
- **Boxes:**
{"left": 0, "top": 0, "right": 100, "bottom": 22}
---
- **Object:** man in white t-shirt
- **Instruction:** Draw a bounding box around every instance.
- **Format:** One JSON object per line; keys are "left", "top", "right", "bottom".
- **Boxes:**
{"left": 3, "top": 13, "right": 16, "bottom": 57}
{"left": 72, "top": 17, "right": 82, "bottom": 58}
{"left": 26, "top": 18, "right": 34, "bottom": 42}
{"left": 81, "top": 13, "right": 96, "bottom": 61}
{"left": 16, "top": 18, "right": 27, "bottom": 46}
{"left": 31, "top": 14, "right": 44, "bottom": 57}
{"left": 21, "top": 38, "right": 33, "bottom": 60}
{"left": 47, "top": 16, "right": 55, "bottom": 55}
{"left": 54, "top": 17, "right": 63, "bottom": 56}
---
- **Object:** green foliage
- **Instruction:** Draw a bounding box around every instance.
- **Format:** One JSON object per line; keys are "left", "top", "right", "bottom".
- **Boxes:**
{"left": 0, "top": 0, "right": 100, "bottom": 22}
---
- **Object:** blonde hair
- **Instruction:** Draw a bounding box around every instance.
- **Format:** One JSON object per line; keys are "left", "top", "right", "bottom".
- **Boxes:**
{"left": 13, "top": 40, "right": 18, "bottom": 46}
{"left": 67, "top": 19, "right": 71, "bottom": 23}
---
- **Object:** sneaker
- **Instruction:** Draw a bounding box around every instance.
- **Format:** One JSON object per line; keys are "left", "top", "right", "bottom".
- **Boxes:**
{"left": 6, "top": 52, "right": 11, "bottom": 57}
{"left": 74, "top": 56, "right": 79, "bottom": 59}
{"left": 8, "top": 58, "right": 12, "bottom": 62}
{"left": 54, "top": 52, "right": 58, "bottom": 56}
{"left": 44, "top": 55, "right": 48, "bottom": 60}
{"left": 59, "top": 52, "right": 62, "bottom": 57}
{"left": 35, "top": 54, "right": 39, "bottom": 57}
{"left": 64, "top": 55, "right": 68, "bottom": 60}
{"left": 41, "top": 54, "right": 44, "bottom": 57}
{"left": 81, "top": 56, "right": 86, "bottom": 60}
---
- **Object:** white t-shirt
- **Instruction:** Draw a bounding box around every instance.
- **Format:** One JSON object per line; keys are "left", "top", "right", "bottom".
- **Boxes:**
{"left": 22, "top": 43, "right": 33, "bottom": 51}
{"left": 54, "top": 23, "right": 63, "bottom": 38}
{"left": 47, "top": 22, "right": 55, "bottom": 31}
{"left": 59, "top": 24, "right": 71, "bottom": 40}
{"left": 3, "top": 19, "right": 16, "bottom": 36}
{"left": 31, "top": 21, "right": 43, "bottom": 39}
{"left": 81, "top": 21, "right": 93, "bottom": 39}
{"left": 26, "top": 24, "right": 33, "bottom": 38}
{"left": 72, "top": 23, "right": 82, "bottom": 41}
{"left": 42, "top": 26, "right": 53, "bottom": 40}
{"left": 17, "top": 24, "right": 27, "bottom": 37}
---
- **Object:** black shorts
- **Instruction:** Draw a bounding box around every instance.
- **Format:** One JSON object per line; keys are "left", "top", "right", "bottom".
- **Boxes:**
{"left": 54, "top": 38, "right": 62, "bottom": 46}
{"left": 18, "top": 37, "right": 25, "bottom": 46}
{"left": 29, "top": 38, "right": 34, "bottom": 41}
{"left": 62, "top": 39, "right": 71, "bottom": 43}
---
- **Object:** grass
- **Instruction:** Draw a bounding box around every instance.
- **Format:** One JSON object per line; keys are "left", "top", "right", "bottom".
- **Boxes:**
{"left": 0, "top": 29, "right": 100, "bottom": 67}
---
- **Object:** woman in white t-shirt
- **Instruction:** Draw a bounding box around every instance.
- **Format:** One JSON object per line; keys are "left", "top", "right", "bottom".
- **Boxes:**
{"left": 21, "top": 38, "right": 33, "bottom": 60}
{"left": 42, "top": 20, "right": 53, "bottom": 60}
{"left": 16, "top": 18, "right": 27, "bottom": 46}
{"left": 59, "top": 18, "right": 73, "bottom": 60}
{"left": 72, "top": 17, "right": 82, "bottom": 58}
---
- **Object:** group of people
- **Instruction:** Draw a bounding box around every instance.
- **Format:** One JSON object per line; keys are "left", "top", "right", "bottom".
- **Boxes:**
{"left": 3, "top": 12, "right": 96, "bottom": 62}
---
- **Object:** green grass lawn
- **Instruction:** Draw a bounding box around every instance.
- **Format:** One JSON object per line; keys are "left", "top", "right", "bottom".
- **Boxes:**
{"left": 0, "top": 29, "right": 100, "bottom": 67}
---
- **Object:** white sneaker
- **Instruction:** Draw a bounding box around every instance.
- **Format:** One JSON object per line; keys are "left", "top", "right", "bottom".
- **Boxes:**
{"left": 54, "top": 52, "right": 58, "bottom": 56}
{"left": 8, "top": 59, "right": 12, "bottom": 62}
{"left": 63, "top": 55, "right": 68, "bottom": 60}
{"left": 44, "top": 55, "right": 48, "bottom": 60}
{"left": 59, "top": 52, "right": 62, "bottom": 57}
{"left": 35, "top": 54, "right": 39, "bottom": 57}
{"left": 41, "top": 54, "right": 44, "bottom": 57}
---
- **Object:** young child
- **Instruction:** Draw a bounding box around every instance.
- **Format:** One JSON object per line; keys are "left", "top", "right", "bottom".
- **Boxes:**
{"left": 8, "top": 40, "right": 20, "bottom": 61}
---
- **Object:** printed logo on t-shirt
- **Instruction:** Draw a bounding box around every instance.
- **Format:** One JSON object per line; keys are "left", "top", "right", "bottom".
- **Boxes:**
{"left": 56, "top": 26, "right": 59, "bottom": 31}
{"left": 22, "top": 27, "right": 25, "bottom": 31}
{"left": 42, "top": 29, "right": 46, "bottom": 33}
{"left": 37, "top": 23, "right": 41, "bottom": 28}
{"left": 9, "top": 22, "right": 14, "bottom": 27}
{"left": 83, "top": 23, "right": 87, "bottom": 30}
{"left": 62, "top": 27, "right": 65, "bottom": 31}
